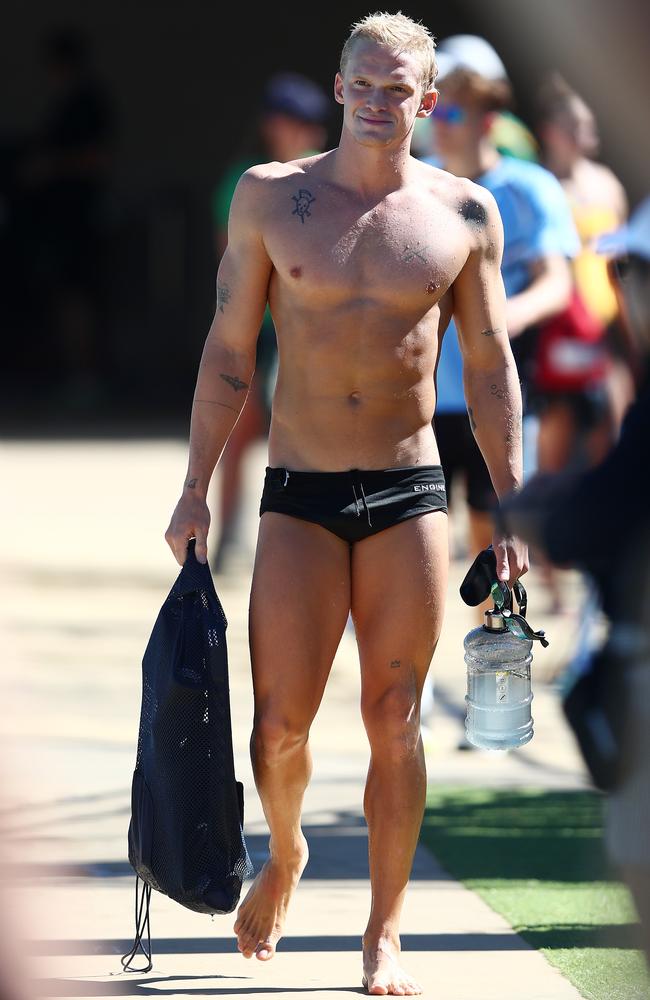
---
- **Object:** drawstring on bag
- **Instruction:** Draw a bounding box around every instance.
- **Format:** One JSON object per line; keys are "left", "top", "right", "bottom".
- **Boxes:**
{"left": 120, "top": 875, "right": 153, "bottom": 973}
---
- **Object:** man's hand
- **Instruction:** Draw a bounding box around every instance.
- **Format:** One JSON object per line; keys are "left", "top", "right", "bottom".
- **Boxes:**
{"left": 165, "top": 493, "right": 211, "bottom": 566}
{"left": 496, "top": 472, "right": 580, "bottom": 568}
{"left": 492, "top": 530, "right": 529, "bottom": 589}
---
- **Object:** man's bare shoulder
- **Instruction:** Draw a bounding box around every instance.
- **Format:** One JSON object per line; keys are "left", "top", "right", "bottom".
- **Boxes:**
{"left": 237, "top": 151, "right": 333, "bottom": 192}
{"left": 413, "top": 160, "right": 499, "bottom": 221}
{"left": 229, "top": 152, "right": 332, "bottom": 228}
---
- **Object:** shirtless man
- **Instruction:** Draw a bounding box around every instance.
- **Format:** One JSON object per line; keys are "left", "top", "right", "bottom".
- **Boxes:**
{"left": 166, "top": 12, "right": 527, "bottom": 997}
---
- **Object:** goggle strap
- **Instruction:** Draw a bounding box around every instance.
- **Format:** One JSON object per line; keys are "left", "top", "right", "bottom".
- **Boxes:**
{"left": 513, "top": 579, "right": 528, "bottom": 618}
{"left": 503, "top": 609, "right": 549, "bottom": 647}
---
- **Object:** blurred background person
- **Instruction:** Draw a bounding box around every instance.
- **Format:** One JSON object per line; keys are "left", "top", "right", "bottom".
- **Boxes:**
{"left": 423, "top": 35, "right": 577, "bottom": 585}
{"left": 532, "top": 74, "right": 632, "bottom": 611}
{"left": 499, "top": 195, "right": 650, "bottom": 965}
{"left": 16, "top": 26, "right": 115, "bottom": 408}
{"left": 210, "top": 73, "right": 329, "bottom": 571}
{"left": 535, "top": 73, "right": 632, "bottom": 473}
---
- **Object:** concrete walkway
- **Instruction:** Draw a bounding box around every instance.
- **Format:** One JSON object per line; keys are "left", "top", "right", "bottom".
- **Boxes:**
{"left": 0, "top": 438, "right": 593, "bottom": 999}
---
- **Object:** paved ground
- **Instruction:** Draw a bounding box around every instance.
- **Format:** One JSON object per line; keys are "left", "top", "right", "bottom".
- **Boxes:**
{"left": 0, "top": 437, "right": 600, "bottom": 999}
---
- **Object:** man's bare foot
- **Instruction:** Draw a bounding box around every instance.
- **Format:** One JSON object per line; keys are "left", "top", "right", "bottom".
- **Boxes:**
{"left": 233, "top": 839, "right": 308, "bottom": 961}
{"left": 362, "top": 937, "right": 422, "bottom": 996}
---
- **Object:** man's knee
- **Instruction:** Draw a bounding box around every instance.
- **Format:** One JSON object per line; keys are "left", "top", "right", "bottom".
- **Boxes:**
{"left": 251, "top": 710, "right": 310, "bottom": 767}
{"left": 362, "top": 684, "right": 421, "bottom": 758}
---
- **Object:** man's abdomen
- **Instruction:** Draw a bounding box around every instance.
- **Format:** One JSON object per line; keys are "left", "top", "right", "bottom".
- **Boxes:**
{"left": 268, "top": 388, "right": 440, "bottom": 472}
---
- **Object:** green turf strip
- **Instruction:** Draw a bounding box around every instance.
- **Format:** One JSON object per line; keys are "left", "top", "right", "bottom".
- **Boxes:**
{"left": 420, "top": 787, "right": 649, "bottom": 1000}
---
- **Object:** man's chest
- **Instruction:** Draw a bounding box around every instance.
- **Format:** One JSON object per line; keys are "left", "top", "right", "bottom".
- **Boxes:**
{"left": 263, "top": 186, "right": 470, "bottom": 306}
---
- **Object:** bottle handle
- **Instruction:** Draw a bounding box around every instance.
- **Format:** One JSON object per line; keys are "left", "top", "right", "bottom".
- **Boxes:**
{"left": 490, "top": 579, "right": 549, "bottom": 647}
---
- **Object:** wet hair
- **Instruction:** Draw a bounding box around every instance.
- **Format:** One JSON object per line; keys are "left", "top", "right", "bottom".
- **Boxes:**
{"left": 440, "top": 67, "right": 513, "bottom": 113}
{"left": 340, "top": 10, "right": 437, "bottom": 96}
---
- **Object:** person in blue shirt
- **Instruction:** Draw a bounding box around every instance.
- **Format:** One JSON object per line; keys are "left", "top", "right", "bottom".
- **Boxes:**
{"left": 424, "top": 36, "right": 579, "bottom": 566}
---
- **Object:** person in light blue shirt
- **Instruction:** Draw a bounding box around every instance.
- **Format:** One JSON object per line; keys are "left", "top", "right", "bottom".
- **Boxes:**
{"left": 425, "top": 36, "right": 578, "bottom": 563}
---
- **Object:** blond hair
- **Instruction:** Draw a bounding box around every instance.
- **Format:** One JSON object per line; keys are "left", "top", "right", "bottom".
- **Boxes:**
{"left": 340, "top": 11, "right": 437, "bottom": 96}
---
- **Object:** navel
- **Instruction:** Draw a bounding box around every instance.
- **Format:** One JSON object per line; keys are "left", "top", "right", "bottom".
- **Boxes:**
{"left": 348, "top": 389, "right": 362, "bottom": 406}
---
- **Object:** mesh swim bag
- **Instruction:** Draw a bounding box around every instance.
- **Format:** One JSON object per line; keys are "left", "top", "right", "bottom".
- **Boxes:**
{"left": 121, "top": 540, "right": 253, "bottom": 972}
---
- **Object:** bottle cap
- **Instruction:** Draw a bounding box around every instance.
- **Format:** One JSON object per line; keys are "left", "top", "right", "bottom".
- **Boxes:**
{"left": 484, "top": 609, "right": 507, "bottom": 631}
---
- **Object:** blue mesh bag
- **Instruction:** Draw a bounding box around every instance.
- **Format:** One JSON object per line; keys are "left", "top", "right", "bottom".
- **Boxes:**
{"left": 121, "top": 540, "right": 253, "bottom": 972}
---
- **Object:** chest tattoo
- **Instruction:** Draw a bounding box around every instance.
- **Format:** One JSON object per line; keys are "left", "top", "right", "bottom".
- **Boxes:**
{"left": 401, "top": 243, "right": 428, "bottom": 264}
{"left": 291, "top": 189, "right": 316, "bottom": 224}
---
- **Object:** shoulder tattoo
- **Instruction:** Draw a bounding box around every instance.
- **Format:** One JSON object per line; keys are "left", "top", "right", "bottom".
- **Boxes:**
{"left": 459, "top": 198, "right": 487, "bottom": 226}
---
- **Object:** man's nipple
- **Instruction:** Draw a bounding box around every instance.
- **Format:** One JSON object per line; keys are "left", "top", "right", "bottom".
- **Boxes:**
{"left": 290, "top": 266, "right": 302, "bottom": 279}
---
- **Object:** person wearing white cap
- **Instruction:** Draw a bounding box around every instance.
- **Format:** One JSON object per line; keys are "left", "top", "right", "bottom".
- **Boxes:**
{"left": 424, "top": 35, "right": 579, "bottom": 615}
{"left": 499, "top": 196, "right": 650, "bottom": 965}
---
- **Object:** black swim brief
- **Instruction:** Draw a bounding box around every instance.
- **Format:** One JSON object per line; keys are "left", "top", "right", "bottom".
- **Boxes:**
{"left": 259, "top": 464, "right": 447, "bottom": 544}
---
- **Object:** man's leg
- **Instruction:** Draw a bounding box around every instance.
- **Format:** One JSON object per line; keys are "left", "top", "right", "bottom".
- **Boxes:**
{"left": 351, "top": 511, "right": 448, "bottom": 996}
{"left": 234, "top": 511, "right": 351, "bottom": 960}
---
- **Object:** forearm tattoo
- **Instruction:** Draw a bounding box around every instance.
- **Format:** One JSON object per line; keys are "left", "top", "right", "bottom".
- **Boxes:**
{"left": 490, "top": 383, "right": 506, "bottom": 399}
{"left": 481, "top": 328, "right": 500, "bottom": 337}
{"left": 459, "top": 198, "right": 487, "bottom": 226}
{"left": 217, "top": 282, "right": 231, "bottom": 312}
{"left": 220, "top": 373, "right": 248, "bottom": 392}
{"left": 468, "top": 406, "right": 477, "bottom": 433}
{"left": 291, "top": 189, "right": 315, "bottom": 223}
{"left": 185, "top": 478, "right": 198, "bottom": 489}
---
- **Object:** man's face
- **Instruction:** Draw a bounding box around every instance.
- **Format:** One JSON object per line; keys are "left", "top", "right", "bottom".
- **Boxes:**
{"left": 431, "top": 82, "right": 488, "bottom": 163}
{"left": 335, "top": 38, "right": 436, "bottom": 149}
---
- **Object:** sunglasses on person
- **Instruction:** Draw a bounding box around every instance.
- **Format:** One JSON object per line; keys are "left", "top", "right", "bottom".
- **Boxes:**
{"left": 433, "top": 103, "right": 468, "bottom": 125}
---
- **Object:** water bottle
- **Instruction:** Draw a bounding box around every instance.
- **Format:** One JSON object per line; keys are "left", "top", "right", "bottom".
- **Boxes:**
{"left": 464, "top": 580, "right": 548, "bottom": 751}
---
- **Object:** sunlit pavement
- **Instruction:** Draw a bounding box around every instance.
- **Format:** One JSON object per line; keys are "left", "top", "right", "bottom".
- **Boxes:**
{"left": 1, "top": 438, "right": 588, "bottom": 999}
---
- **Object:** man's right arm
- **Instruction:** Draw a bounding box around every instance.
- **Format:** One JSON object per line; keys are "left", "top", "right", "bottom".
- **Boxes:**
{"left": 165, "top": 167, "right": 273, "bottom": 565}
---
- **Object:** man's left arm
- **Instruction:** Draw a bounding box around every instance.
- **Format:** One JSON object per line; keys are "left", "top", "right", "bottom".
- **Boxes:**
{"left": 452, "top": 185, "right": 529, "bottom": 585}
